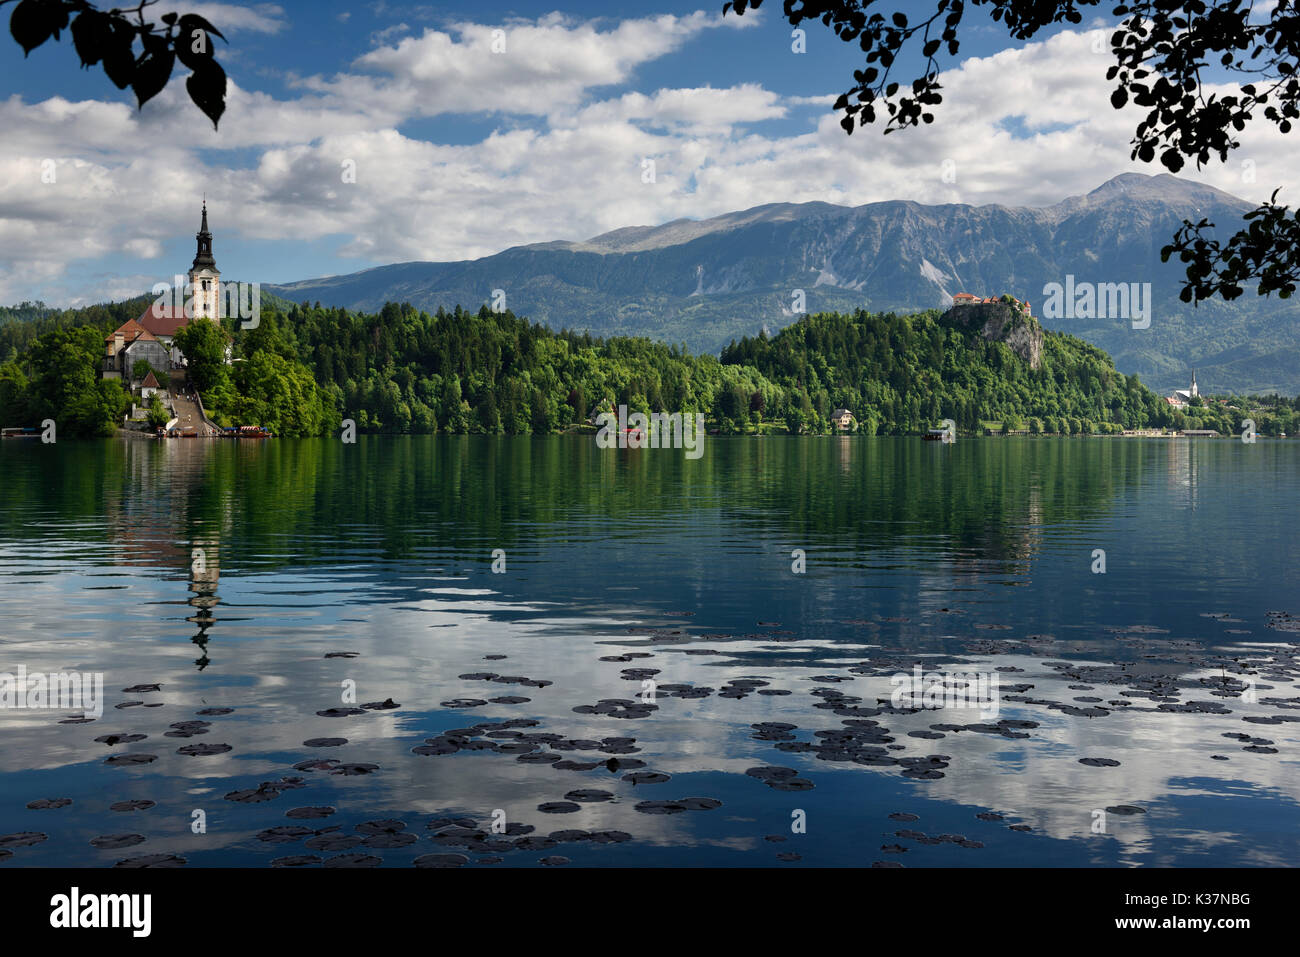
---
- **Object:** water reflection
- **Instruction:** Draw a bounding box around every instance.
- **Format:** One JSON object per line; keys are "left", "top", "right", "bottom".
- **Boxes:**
{"left": 0, "top": 436, "right": 1296, "bottom": 867}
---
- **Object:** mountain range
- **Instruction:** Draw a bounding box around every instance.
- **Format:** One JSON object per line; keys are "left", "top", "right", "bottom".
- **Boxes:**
{"left": 266, "top": 173, "right": 1298, "bottom": 395}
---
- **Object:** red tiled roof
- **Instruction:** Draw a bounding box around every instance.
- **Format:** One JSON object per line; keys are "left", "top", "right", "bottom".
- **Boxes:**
{"left": 141, "top": 371, "right": 160, "bottom": 388}
{"left": 105, "top": 318, "right": 159, "bottom": 344}
{"left": 952, "top": 292, "right": 980, "bottom": 300}
{"left": 137, "top": 302, "right": 191, "bottom": 337}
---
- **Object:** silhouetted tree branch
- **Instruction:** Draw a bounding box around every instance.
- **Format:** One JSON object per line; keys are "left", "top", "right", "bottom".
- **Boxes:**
{"left": 4, "top": 0, "right": 227, "bottom": 126}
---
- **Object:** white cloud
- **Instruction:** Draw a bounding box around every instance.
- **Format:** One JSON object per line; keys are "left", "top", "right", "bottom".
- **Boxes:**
{"left": 0, "top": 18, "right": 1294, "bottom": 305}
{"left": 182, "top": 3, "right": 288, "bottom": 35}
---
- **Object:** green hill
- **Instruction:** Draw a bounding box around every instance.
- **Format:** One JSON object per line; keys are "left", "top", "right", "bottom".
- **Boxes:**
{"left": 5, "top": 295, "right": 1294, "bottom": 438}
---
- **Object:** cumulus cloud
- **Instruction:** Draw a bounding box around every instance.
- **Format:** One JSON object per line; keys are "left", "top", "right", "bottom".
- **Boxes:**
{"left": 0, "top": 14, "right": 1293, "bottom": 305}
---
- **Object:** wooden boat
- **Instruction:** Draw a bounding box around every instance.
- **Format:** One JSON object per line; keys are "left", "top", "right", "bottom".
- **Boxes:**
{"left": 922, "top": 428, "right": 947, "bottom": 441}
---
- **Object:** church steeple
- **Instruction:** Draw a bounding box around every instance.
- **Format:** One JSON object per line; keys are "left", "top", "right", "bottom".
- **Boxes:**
{"left": 192, "top": 201, "right": 216, "bottom": 270}
{"left": 188, "top": 201, "right": 221, "bottom": 321}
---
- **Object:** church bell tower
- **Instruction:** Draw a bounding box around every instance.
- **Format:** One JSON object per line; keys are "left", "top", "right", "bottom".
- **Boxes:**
{"left": 188, "top": 202, "right": 221, "bottom": 321}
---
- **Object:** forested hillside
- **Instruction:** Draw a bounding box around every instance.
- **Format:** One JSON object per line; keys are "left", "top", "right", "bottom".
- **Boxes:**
{"left": 721, "top": 306, "right": 1177, "bottom": 435}
{"left": 6, "top": 295, "right": 1294, "bottom": 438}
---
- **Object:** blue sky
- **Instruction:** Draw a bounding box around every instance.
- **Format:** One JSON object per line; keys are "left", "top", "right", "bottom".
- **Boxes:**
{"left": 0, "top": 1, "right": 1286, "bottom": 305}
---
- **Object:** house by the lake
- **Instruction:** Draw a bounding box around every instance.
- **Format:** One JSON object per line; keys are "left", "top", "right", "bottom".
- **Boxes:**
{"left": 832, "top": 408, "right": 854, "bottom": 430}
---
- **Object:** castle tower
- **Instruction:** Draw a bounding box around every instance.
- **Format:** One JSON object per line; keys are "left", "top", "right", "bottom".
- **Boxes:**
{"left": 188, "top": 202, "right": 221, "bottom": 321}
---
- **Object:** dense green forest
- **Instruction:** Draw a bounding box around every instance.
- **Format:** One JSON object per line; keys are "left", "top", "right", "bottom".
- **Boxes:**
{"left": 3, "top": 297, "right": 1297, "bottom": 438}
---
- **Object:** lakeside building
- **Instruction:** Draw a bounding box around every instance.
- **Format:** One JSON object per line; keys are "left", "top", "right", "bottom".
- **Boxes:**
{"left": 103, "top": 203, "right": 223, "bottom": 390}
{"left": 1165, "top": 371, "right": 1199, "bottom": 409}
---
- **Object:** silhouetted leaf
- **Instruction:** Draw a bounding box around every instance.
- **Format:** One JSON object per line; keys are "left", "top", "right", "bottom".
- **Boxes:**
{"left": 186, "top": 59, "right": 226, "bottom": 129}
{"left": 70, "top": 9, "right": 110, "bottom": 66}
{"left": 100, "top": 19, "right": 135, "bottom": 89}
{"left": 10, "top": 0, "right": 67, "bottom": 55}
{"left": 134, "top": 49, "right": 174, "bottom": 107}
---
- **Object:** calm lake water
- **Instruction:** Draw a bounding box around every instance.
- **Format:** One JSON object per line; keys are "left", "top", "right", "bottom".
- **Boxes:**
{"left": 1, "top": 435, "right": 1297, "bottom": 867}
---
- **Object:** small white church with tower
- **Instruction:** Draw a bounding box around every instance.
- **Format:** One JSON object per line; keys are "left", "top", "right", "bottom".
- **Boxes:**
{"left": 1166, "top": 371, "right": 1199, "bottom": 409}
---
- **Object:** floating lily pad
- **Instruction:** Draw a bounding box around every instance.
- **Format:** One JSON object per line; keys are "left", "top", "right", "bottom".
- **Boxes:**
{"left": 224, "top": 786, "right": 280, "bottom": 804}
{"left": 414, "top": 853, "right": 470, "bottom": 868}
{"left": 330, "top": 763, "right": 379, "bottom": 776}
{"left": 114, "top": 853, "right": 185, "bottom": 868}
{"left": 548, "top": 829, "right": 590, "bottom": 842}
{"left": 105, "top": 754, "right": 158, "bottom": 767}
{"left": 538, "top": 801, "right": 581, "bottom": 814}
{"left": 564, "top": 789, "right": 614, "bottom": 803}
{"left": 677, "top": 797, "right": 722, "bottom": 810}
{"left": 316, "top": 707, "right": 365, "bottom": 717}
{"left": 286, "top": 806, "right": 336, "bottom": 820}
{"left": 178, "top": 743, "right": 231, "bottom": 756}
{"left": 257, "top": 826, "right": 315, "bottom": 844}
{"left": 303, "top": 737, "right": 348, "bottom": 748}
{"left": 110, "top": 800, "right": 155, "bottom": 812}
{"left": 293, "top": 758, "right": 340, "bottom": 772}
{"left": 623, "top": 771, "right": 670, "bottom": 785}
{"left": 322, "top": 853, "right": 381, "bottom": 868}
{"left": 94, "top": 733, "right": 147, "bottom": 746}
{"left": 26, "top": 798, "right": 72, "bottom": 810}
{"left": 0, "top": 832, "right": 47, "bottom": 847}
{"left": 1078, "top": 757, "right": 1121, "bottom": 767}
{"left": 634, "top": 800, "right": 687, "bottom": 815}
{"left": 355, "top": 819, "right": 406, "bottom": 835}
{"left": 270, "top": 855, "right": 321, "bottom": 867}
{"left": 363, "top": 832, "right": 417, "bottom": 848}
{"left": 304, "top": 833, "right": 362, "bottom": 851}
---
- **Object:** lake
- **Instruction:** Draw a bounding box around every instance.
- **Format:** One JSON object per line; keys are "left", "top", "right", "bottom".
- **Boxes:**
{"left": 1, "top": 435, "right": 1297, "bottom": 867}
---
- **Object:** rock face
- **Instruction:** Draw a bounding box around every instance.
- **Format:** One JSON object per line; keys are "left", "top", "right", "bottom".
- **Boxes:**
{"left": 267, "top": 173, "right": 1294, "bottom": 394}
{"left": 945, "top": 302, "right": 1043, "bottom": 370}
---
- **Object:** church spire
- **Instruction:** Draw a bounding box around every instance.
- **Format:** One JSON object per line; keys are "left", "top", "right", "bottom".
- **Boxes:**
{"left": 192, "top": 201, "right": 216, "bottom": 270}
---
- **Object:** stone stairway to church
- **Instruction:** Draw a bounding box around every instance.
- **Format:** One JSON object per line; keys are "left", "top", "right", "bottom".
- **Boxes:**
{"left": 167, "top": 388, "right": 219, "bottom": 436}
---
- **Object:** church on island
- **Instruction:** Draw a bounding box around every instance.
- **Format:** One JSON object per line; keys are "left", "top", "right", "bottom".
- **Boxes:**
{"left": 102, "top": 203, "right": 223, "bottom": 389}
{"left": 1165, "top": 371, "right": 1199, "bottom": 409}
{"left": 101, "top": 204, "right": 227, "bottom": 435}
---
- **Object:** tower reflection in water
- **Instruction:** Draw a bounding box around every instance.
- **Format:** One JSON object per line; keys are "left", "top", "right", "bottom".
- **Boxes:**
{"left": 187, "top": 538, "right": 219, "bottom": 670}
